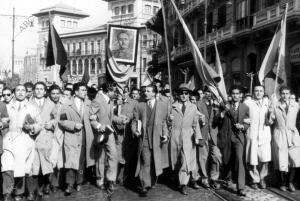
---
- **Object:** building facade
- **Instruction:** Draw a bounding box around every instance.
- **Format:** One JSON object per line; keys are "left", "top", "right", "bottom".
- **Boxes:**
{"left": 158, "top": 0, "right": 300, "bottom": 96}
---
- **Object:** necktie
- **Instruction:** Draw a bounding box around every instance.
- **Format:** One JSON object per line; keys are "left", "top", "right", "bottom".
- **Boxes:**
{"left": 148, "top": 101, "right": 152, "bottom": 109}
{"left": 182, "top": 103, "right": 186, "bottom": 114}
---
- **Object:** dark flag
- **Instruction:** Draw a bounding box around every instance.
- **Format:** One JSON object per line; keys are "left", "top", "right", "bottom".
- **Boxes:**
{"left": 81, "top": 63, "right": 90, "bottom": 85}
{"left": 46, "top": 24, "right": 68, "bottom": 80}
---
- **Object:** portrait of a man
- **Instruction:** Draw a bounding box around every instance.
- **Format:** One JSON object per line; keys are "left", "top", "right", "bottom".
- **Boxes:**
{"left": 108, "top": 25, "right": 139, "bottom": 65}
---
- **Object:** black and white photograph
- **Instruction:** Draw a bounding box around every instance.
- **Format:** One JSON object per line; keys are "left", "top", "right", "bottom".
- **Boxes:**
{"left": 108, "top": 25, "right": 139, "bottom": 65}
{"left": 1, "top": 0, "right": 300, "bottom": 201}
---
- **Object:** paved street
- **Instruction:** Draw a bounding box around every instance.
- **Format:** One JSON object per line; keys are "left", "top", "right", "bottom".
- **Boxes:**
{"left": 18, "top": 182, "right": 297, "bottom": 201}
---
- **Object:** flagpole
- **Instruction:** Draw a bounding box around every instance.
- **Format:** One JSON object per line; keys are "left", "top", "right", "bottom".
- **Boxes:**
{"left": 273, "top": 3, "right": 288, "bottom": 95}
{"left": 161, "top": 0, "right": 172, "bottom": 98}
{"left": 48, "top": 10, "right": 58, "bottom": 84}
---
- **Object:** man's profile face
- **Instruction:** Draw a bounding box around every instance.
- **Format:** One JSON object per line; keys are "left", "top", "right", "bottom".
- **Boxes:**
{"left": 75, "top": 86, "right": 87, "bottom": 100}
{"left": 145, "top": 87, "right": 155, "bottom": 101}
{"left": 118, "top": 32, "right": 129, "bottom": 49}
{"left": 26, "top": 87, "right": 33, "bottom": 99}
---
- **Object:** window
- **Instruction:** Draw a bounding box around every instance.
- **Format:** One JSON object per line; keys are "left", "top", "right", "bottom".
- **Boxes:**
{"left": 121, "top": 5, "right": 126, "bottom": 14}
{"left": 73, "top": 21, "right": 78, "bottom": 28}
{"left": 61, "top": 20, "right": 65, "bottom": 27}
{"left": 67, "top": 21, "right": 71, "bottom": 27}
{"left": 78, "top": 42, "right": 82, "bottom": 54}
{"left": 142, "top": 35, "right": 148, "bottom": 47}
{"left": 153, "top": 6, "right": 159, "bottom": 15}
{"left": 144, "top": 5, "right": 151, "bottom": 14}
{"left": 237, "top": 0, "right": 247, "bottom": 19}
{"left": 90, "top": 59, "right": 96, "bottom": 74}
{"left": 67, "top": 43, "right": 70, "bottom": 53}
{"left": 72, "top": 60, "right": 77, "bottom": 75}
{"left": 78, "top": 60, "right": 83, "bottom": 75}
{"left": 91, "top": 41, "right": 94, "bottom": 54}
{"left": 197, "top": 18, "right": 204, "bottom": 38}
{"left": 97, "top": 40, "right": 101, "bottom": 53}
{"left": 189, "top": 22, "right": 195, "bottom": 38}
{"left": 217, "top": 5, "right": 227, "bottom": 28}
{"left": 85, "top": 41, "right": 88, "bottom": 54}
{"left": 46, "top": 20, "right": 49, "bottom": 26}
{"left": 128, "top": 4, "right": 134, "bottom": 13}
{"left": 97, "top": 58, "right": 102, "bottom": 73}
{"left": 73, "top": 43, "right": 76, "bottom": 53}
{"left": 207, "top": 12, "right": 213, "bottom": 33}
{"left": 42, "top": 20, "right": 45, "bottom": 28}
{"left": 84, "top": 59, "right": 89, "bottom": 75}
{"left": 265, "top": 0, "right": 279, "bottom": 7}
{"left": 143, "top": 58, "right": 147, "bottom": 72}
{"left": 114, "top": 7, "right": 120, "bottom": 15}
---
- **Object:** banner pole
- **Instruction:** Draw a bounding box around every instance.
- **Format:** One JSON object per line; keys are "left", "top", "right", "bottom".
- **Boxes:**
{"left": 161, "top": 0, "right": 172, "bottom": 99}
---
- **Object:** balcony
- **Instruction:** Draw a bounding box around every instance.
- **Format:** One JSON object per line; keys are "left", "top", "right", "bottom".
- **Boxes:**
{"left": 236, "top": 16, "right": 254, "bottom": 32}
{"left": 179, "top": 0, "right": 204, "bottom": 17}
{"left": 68, "top": 50, "right": 103, "bottom": 57}
{"left": 252, "top": 0, "right": 300, "bottom": 29}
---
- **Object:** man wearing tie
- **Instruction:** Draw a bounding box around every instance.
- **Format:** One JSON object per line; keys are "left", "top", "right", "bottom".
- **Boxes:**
{"left": 89, "top": 83, "right": 117, "bottom": 192}
{"left": 217, "top": 86, "right": 249, "bottom": 196}
{"left": 131, "top": 85, "right": 170, "bottom": 197}
{"left": 59, "top": 83, "right": 95, "bottom": 195}
{"left": 269, "top": 86, "right": 300, "bottom": 192}
{"left": 169, "top": 84, "right": 202, "bottom": 195}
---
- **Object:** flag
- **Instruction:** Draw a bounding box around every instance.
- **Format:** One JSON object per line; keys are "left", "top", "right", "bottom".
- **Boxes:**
{"left": 106, "top": 47, "right": 133, "bottom": 93}
{"left": 258, "top": 4, "right": 288, "bottom": 85}
{"left": 145, "top": 1, "right": 175, "bottom": 52}
{"left": 214, "top": 41, "right": 228, "bottom": 101}
{"left": 81, "top": 64, "right": 90, "bottom": 85}
{"left": 142, "top": 71, "right": 153, "bottom": 86}
{"left": 169, "top": 0, "right": 222, "bottom": 99}
{"left": 46, "top": 24, "right": 68, "bottom": 80}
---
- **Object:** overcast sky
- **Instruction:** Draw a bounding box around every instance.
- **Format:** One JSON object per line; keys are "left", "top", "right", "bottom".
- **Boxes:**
{"left": 0, "top": 0, "right": 109, "bottom": 70}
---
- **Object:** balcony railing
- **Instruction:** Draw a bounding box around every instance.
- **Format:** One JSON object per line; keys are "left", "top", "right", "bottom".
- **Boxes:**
{"left": 253, "top": 0, "right": 299, "bottom": 28}
{"left": 179, "top": 0, "right": 204, "bottom": 17}
{"left": 68, "top": 50, "right": 104, "bottom": 57}
{"left": 236, "top": 16, "right": 254, "bottom": 32}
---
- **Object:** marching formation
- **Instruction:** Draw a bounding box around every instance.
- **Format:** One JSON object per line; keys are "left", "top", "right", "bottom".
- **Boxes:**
{"left": 0, "top": 80, "right": 299, "bottom": 201}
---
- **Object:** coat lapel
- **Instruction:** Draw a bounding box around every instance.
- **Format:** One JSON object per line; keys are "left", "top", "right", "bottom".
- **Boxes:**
{"left": 278, "top": 103, "right": 287, "bottom": 120}
{"left": 173, "top": 102, "right": 183, "bottom": 116}
{"left": 70, "top": 100, "right": 81, "bottom": 117}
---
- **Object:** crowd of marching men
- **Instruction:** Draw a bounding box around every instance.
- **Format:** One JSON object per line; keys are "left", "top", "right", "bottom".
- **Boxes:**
{"left": 0, "top": 79, "right": 300, "bottom": 201}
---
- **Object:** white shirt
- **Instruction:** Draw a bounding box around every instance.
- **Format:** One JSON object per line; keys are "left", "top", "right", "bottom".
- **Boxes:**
{"left": 147, "top": 98, "right": 156, "bottom": 109}
{"left": 34, "top": 97, "right": 44, "bottom": 107}
{"left": 102, "top": 93, "right": 110, "bottom": 104}
{"left": 74, "top": 97, "right": 83, "bottom": 112}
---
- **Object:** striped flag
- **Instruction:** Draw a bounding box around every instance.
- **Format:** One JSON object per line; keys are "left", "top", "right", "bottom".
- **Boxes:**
{"left": 46, "top": 24, "right": 68, "bottom": 80}
{"left": 258, "top": 4, "right": 288, "bottom": 85}
{"left": 214, "top": 41, "right": 228, "bottom": 101}
{"left": 81, "top": 63, "right": 90, "bottom": 85}
{"left": 169, "top": 0, "right": 222, "bottom": 100}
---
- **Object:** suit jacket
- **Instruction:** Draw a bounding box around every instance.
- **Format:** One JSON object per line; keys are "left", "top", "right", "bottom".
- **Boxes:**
{"left": 0, "top": 101, "right": 9, "bottom": 154}
{"left": 131, "top": 99, "right": 170, "bottom": 177}
{"left": 217, "top": 102, "right": 249, "bottom": 165}
{"left": 196, "top": 100, "right": 219, "bottom": 145}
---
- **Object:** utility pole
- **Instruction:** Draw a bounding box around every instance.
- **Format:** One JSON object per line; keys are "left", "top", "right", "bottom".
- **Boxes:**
{"left": 12, "top": 8, "right": 15, "bottom": 76}
{"left": 204, "top": 0, "right": 207, "bottom": 61}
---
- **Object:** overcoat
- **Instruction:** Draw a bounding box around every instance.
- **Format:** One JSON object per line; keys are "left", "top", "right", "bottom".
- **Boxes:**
{"left": 245, "top": 99, "right": 271, "bottom": 165}
{"left": 59, "top": 98, "right": 95, "bottom": 170}
{"left": 269, "top": 101, "right": 300, "bottom": 172}
{"left": 0, "top": 101, "right": 9, "bottom": 154}
{"left": 1, "top": 100, "right": 42, "bottom": 177}
{"left": 49, "top": 99, "right": 65, "bottom": 169}
{"left": 30, "top": 98, "right": 55, "bottom": 175}
{"left": 131, "top": 99, "right": 170, "bottom": 177}
{"left": 169, "top": 102, "right": 202, "bottom": 172}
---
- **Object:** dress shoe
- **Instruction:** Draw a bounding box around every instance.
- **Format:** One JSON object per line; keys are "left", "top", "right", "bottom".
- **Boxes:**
{"left": 107, "top": 181, "right": 115, "bottom": 192}
{"left": 96, "top": 184, "right": 105, "bottom": 190}
{"left": 288, "top": 183, "right": 296, "bottom": 192}
{"left": 191, "top": 181, "right": 200, "bottom": 189}
{"left": 50, "top": 185, "right": 58, "bottom": 193}
{"left": 37, "top": 191, "right": 43, "bottom": 197}
{"left": 211, "top": 180, "right": 220, "bottom": 189}
{"left": 139, "top": 188, "right": 148, "bottom": 197}
{"left": 76, "top": 184, "right": 81, "bottom": 192}
{"left": 14, "top": 195, "right": 22, "bottom": 201}
{"left": 44, "top": 184, "right": 50, "bottom": 194}
{"left": 250, "top": 183, "right": 258, "bottom": 190}
{"left": 180, "top": 185, "right": 188, "bottom": 195}
{"left": 259, "top": 180, "right": 266, "bottom": 189}
{"left": 65, "top": 184, "right": 72, "bottom": 195}
{"left": 237, "top": 189, "right": 246, "bottom": 196}
{"left": 3, "top": 194, "right": 12, "bottom": 201}
{"left": 280, "top": 185, "right": 287, "bottom": 192}
{"left": 202, "top": 179, "right": 210, "bottom": 188}
{"left": 27, "top": 192, "right": 35, "bottom": 201}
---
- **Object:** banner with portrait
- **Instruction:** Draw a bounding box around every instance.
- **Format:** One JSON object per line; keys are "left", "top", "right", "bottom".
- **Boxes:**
{"left": 108, "top": 24, "right": 139, "bottom": 65}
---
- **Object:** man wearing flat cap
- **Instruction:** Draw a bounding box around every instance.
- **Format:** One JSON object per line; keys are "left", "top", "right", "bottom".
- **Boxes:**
{"left": 169, "top": 83, "right": 202, "bottom": 195}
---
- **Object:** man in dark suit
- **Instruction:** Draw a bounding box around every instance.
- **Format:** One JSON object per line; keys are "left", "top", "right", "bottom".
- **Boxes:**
{"left": 131, "top": 84, "right": 170, "bottom": 197}
{"left": 217, "top": 86, "right": 249, "bottom": 196}
{"left": 195, "top": 89, "right": 222, "bottom": 189}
